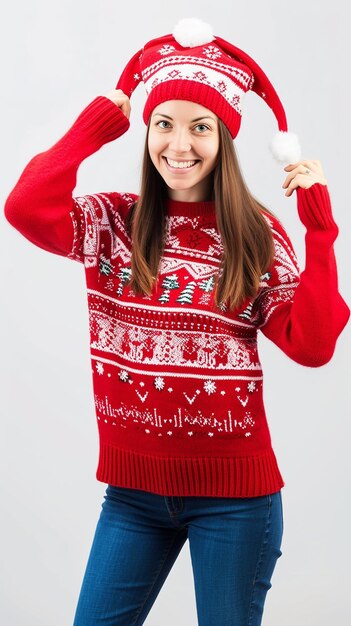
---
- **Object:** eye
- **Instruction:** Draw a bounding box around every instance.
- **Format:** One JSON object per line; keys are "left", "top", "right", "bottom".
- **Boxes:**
{"left": 156, "top": 120, "right": 171, "bottom": 129}
{"left": 194, "top": 124, "right": 210, "bottom": 132}
{"left": 155, "top": 120, "right": 211, "bottom": 132}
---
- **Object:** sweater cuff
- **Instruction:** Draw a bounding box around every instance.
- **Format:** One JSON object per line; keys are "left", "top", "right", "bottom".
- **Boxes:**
{"left": 66, "top": 95, "right": 130, "bottom": 148}
{"left": 296, "top": 182, "right": 339, "bottom": 233}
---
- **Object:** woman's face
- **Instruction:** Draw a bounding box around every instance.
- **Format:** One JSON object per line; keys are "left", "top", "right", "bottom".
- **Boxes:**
{"left": 148, "top": 100, "right": 220, "bottom": 202}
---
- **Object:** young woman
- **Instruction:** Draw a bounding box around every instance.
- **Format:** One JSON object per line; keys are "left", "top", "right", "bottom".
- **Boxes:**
{"left": 4, "top": 18, "right": 350, "bottom": 626}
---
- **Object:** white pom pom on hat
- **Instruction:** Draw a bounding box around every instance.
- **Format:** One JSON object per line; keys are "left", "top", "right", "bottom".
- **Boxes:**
{"left": 172, "top": 17, "right": 214, "bottom": 48}
{"left": 270, "top": 131, "right": 302, "bottom": 165}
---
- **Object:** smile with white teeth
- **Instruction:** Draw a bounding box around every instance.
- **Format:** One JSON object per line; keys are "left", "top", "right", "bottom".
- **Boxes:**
{"left": 165, "top": 157, "right": 199, "bottom": 169}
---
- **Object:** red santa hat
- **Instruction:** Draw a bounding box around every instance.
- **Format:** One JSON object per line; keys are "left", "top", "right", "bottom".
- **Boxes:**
{"left": 116, "top": 18, "right": 301, "bottom": 164}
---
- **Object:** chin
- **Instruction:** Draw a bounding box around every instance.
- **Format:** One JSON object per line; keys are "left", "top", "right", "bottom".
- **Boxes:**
{"left": 167, "top": 181, "right": 197, "bottom": 192}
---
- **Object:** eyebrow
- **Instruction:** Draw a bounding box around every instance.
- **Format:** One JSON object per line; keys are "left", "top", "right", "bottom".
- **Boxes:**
{"left": 153, "top": 113, "right": 216, "bottom": 122}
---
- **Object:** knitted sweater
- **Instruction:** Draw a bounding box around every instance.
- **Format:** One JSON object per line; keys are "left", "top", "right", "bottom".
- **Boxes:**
{"left": 4, "top": 96, "right": 350, "bottom": 497}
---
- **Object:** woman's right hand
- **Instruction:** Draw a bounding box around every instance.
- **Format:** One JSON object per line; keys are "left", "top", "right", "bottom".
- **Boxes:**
{"left": 104, "top": 89, "right": 131, "bottom": 119}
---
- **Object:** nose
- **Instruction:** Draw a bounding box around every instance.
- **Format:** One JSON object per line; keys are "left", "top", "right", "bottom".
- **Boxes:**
{"left": 168, "top": 129, "right": 192, "bottom": 153}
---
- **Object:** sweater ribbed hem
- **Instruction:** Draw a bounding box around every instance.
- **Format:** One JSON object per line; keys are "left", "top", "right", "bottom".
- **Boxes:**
{"left": 95, "top": 441, "right": 285, "bottom": 497}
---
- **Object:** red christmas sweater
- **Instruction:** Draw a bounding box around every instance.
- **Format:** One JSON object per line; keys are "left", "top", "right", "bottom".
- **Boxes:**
{"left": 4, "top": 96, "right": 350, "bottom": 497}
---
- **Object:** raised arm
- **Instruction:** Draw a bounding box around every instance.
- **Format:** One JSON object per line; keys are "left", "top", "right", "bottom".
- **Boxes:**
{"left": 4, "top": 93, "right": 130, "bottom": 258}
{"left": 258, "top": 182, "right": 350, "bottom": 366}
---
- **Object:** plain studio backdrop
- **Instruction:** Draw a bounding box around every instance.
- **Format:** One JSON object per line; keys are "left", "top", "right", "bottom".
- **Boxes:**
{"left": 1, "top": 1, "right": 350, "bottom": 625}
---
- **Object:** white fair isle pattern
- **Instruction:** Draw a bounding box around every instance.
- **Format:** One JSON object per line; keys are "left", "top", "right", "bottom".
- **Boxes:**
{"left": 272, "top": 238, "right": 300, "bottom": 283}
{"left": 68, "top": 192, "right": 136, "bottom": 267}
{"left": 91, "top": 339, "right": 263, "bottom": 439}
{"left": 258, "top": 212, "right": 301, "bottom": 325}
{"left": 262, "top": 217, "right": 300, "bottom": 261}
{"left": 142, "top": 54, "right": 253, "bottom": 88}
{"left": 95, "top": 394, "right": 258, "bottom": 439}
{"left": 158, "top": 257, "right": 220, "bottom": 280}
{"left": 66, "top": 191, "right": 304, "bottom": 444}
{"left": 93, "top": 355, "right": 262, "bottom": 440}
{"left": 69, "top": 194, "right": 113, "bottom": 267}
{"left": 88, "top": 297, "right": 260, "bottom": 370}
{"left": 142, "top": 55, "right": 253, "bottom": 114}
{"left": 258, "top": 285, "right": 299, "bottom": 326}
{"left": 144, "top": 64, "right": 246, "bottom": 114}
{"left": 262, "top": 212, "right": 300, "bottom": 275}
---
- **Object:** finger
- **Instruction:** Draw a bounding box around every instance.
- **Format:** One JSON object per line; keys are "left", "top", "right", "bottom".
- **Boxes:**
{"left": 284, "top": 159, "right": 321, "bottom": 174}
{"left": 282, "top": 163, "right": 316, "bottom": 188}
{"left": 284, "top": 160, "right": 313, "bottom": 170}
{"left": 285, "top": 173, "right": 316, "bottom": 196}
{"left": 282, "top": 164, "right": 303, "bottom": 187}
{"left": 284, "top": 176, "right": 299, "bottom": 196}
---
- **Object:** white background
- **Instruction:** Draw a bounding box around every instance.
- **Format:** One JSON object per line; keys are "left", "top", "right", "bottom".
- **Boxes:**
{"left": 1, "top": 1, "right": 350, "bottom": 625}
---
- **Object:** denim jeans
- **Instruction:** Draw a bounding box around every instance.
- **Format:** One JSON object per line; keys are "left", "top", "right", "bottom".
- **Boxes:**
{"left": 72, "top": 484, "right": 283, "bottom": 626}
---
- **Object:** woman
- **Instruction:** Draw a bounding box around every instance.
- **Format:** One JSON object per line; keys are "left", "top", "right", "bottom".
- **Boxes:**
{"left": 4, "top": 17, "right": 350, "bottom": 626}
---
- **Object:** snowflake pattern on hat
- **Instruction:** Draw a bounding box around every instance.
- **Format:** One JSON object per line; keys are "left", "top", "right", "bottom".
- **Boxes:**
{"left": 202, "top": 45, "right": 222, "bottom": 59}
{"left": 158, "top": 44, "right": 176, "bottom": 55}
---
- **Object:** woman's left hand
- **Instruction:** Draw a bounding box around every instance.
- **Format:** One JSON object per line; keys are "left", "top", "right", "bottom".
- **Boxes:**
{"left": 282, "top": 160, "right": 328, "bottom": 197}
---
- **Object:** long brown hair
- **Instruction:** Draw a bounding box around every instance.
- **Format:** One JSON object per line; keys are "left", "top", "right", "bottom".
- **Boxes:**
{"left": 125, "top": 118, "right": 276, "bottom": 311}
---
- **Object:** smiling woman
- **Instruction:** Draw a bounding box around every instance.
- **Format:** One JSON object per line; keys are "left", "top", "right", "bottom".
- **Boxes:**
{"left": 148, "top": 100, "right": 220, "bottom": 202}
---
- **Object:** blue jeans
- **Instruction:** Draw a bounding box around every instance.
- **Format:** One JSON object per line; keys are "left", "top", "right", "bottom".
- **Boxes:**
{"left": 72, "top": 485, "right": 283, "bottom": 626}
